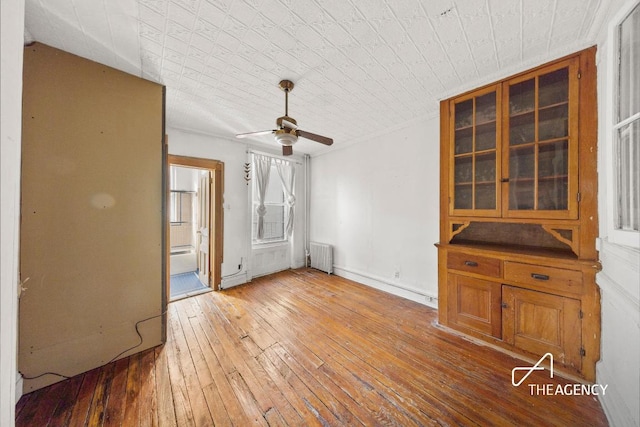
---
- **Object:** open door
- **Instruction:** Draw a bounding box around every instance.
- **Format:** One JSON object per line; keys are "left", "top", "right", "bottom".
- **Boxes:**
{"left": 167, "top": 155, "right": 224, "bottom": 298}
{"left": 197, "top": 170, "right": 211, "bottom": 286}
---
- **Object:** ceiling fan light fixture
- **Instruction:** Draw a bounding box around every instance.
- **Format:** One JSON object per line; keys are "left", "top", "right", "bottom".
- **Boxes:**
{"left": 274, "top": 128, "right": 298, "bottom": 146}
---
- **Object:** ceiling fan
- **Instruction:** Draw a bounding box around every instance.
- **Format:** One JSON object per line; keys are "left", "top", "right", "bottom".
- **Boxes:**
{"left": 235, "top": 80, "right": 333, "bottom": 156}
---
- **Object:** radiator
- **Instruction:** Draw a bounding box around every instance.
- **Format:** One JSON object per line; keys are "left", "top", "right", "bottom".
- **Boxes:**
{"left": 309, "top": 242, "right": 333, "bottom": 274}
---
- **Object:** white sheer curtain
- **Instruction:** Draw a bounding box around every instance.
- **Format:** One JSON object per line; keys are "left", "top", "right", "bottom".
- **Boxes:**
{"left": 253, "top": 154, "right": 272, "bottom": 239}
{"left": 274, "top": 159, "right": 296, "bottom": 237}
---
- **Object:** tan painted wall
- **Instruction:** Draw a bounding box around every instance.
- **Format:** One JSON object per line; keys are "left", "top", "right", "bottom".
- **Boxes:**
{"left": 19, "top": 43, "right": 165, "bottom": 392}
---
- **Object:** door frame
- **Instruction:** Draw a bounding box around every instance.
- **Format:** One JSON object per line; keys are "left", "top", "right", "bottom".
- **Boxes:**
{"left": 167, "top": 155, "right": 224, "bottom": 299}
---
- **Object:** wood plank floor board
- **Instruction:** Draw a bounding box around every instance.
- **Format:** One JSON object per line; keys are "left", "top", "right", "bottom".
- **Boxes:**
{"left": 194, "top": 298, "right": 302, "bottom": 425}
{"left": 46, "top": 375, "right": 84, "bottom": 427}
{"left": 194, "top": 295, "right": 283, "bottom": 416}
{"left": 87, "top": 361, "right": 116, "bottom": 426}
{"left": 200, "top": 383, "right": 233, "bottom": 427}
{"left": 138, "top": 348, "right": 159, "bottom": 427}
{"left": 122, "top": 352, "right": 142, "bottom": 426}
{"left": 187, "top": 317, "right": 247, "bottom": 424}
{"left": 164, "top": 310, "right": 198, "bottom": 426}
{"left": 239, "top": 342, "right": 306, "bottom": 424}
{"left": 266, "top": 342, "right": 370, "bottom": 426}
{"left": 153, "top": 345, "right": 177, "bottom": 427}
{"left": 101, "top": 357, "right": 130, "bottom": 426}
{"left": 260, "top": 344, "right": 344, "bottom": 426}
{"left": 66, "top": 366, "right": 102, "bottom": 426}
{"left": 14, "top": 390, "right": 32, "bottom": 419}
{"left": 194, "top": 292, "right": 308, "bottom": 426}
{"left": 15, "top": 378, "right": 66, "bottom": 426}
{"left": 227, "top": 369, "right": 270, "bottom": 426}
{"left": 254, "top": 351, "right": 319, "bottom": 427}
{"left": 175, "top": 299, "right": 215, "bottom": 390}
{"left": 15, "top": 269, "right": 608, "bottom": 426}
{"left": 167, "top": 304, "right": 212, "bottom": 426}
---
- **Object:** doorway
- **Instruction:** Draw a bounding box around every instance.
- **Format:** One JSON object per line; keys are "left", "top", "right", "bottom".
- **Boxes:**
{"left": 167, "top": 155, "right": 224, "bottom": 301}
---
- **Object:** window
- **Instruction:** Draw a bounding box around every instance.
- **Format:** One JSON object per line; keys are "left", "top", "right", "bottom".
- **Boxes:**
{"left": 615, "top": 3, "right": 640, "bottom": 232}
{"left": 608, "top": 1, "right": 640, "bottom": 247}
{"left": 252, "top": 155, "right": 287, "bottom": 243}
{"left": 170, "top": 191, "right": 194, "bottom": 224}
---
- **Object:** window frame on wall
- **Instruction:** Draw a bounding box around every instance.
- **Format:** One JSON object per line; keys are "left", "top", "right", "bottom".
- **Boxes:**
{"left": 606, "top": 0, "right": 640, "bottom": 248}
{"left": 251, "top": 152, "right": 289, "bottom": 245}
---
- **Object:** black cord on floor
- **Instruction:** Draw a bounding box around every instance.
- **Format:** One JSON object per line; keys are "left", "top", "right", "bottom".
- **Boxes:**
{"left": 107, "top": 311, "right": 167, "bottom": 364}
{"left": 21, "top": 371, "right": 70, "bottom": 381}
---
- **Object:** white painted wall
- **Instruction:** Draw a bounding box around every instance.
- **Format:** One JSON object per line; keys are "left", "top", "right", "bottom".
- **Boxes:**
{"left": 593, "top": 1, "right": 640, "bottom": 424}
{"left": 309, "top": 117, "right": 440, "bottom": 307}
{"left": 1, "top": 0, "right": 25, "bottom": 422}
{"left": 167, "top": 128, "right": 307, "bottom": 287}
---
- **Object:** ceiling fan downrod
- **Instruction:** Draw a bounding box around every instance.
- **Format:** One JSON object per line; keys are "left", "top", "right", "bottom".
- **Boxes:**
{"left": 279, "top": 79, "right": 294, "bottom": 117}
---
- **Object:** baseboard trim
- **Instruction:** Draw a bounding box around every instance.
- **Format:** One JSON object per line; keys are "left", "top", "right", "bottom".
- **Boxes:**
{"left": 221, "top": 271, "right": 250, "bottom": 289}
{"left": 16, "top": 372, "right": 23, "bottom": 403}
{"left": 332, "top": 265, "right": 438, "bottom": 309}
{"left": 597, "top": 364, "right": 638, "bottom": 427}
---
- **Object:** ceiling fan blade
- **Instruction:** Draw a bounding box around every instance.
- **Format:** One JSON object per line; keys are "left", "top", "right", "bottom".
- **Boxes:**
{"left": 297, "top": 130, "right": 333, "bottom": 146}
{"left": 235, "top": 130, "right": 275, "bottom": 139}
{"left": 282, "top": 145, "right": 293, "bottom": 156}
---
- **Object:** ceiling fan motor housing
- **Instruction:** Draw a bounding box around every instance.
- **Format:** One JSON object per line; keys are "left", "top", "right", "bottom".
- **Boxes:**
{"left": 277, "top": 115, "right": 297, "bottom": 128}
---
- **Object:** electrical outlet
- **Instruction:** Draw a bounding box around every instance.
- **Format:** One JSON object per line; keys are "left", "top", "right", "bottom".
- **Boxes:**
{"left": 394, "top": 271, "right": 400, "bottom": 279}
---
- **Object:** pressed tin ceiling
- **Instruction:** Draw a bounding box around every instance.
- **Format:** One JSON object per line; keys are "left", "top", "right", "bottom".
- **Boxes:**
{"left": 24, "top": 0, "right": 607, "bottom": 155}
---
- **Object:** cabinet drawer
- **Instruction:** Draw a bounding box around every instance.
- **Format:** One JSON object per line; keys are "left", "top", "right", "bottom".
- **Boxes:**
{"left": 503, "top": 262, "right": 583, "bottom": 294}
{"left": 447, "top": 252, "right": 502, "bottom": 278}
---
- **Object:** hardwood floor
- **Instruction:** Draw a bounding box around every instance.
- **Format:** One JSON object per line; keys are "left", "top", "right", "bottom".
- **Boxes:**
{"left": 16, "top": 268, "right": 608, "bottom": 426}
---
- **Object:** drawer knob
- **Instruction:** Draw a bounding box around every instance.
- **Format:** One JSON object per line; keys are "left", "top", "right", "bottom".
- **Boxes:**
{"left": 464, "top": 260, "right": 478, "bottom": 267}
{"left": 501, "top": 302, "right": 508, "bottom": 309}
{"left": 531, "top": 273, "right": 550, "bottom": 281}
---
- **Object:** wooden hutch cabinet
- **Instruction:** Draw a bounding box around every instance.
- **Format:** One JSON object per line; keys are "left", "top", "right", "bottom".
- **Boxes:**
{"left": 437, "top": 47, "right": 600, "bottom": 381}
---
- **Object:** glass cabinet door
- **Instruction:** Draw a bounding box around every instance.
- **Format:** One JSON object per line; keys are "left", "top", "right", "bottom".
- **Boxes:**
{"left": 503, "top": 59, "right": 579, "bottom": 219}
{"left": 451, "top": 86, "right": 501, "bottom": 216}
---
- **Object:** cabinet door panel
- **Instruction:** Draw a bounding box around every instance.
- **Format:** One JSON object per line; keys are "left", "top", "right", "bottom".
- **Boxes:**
{"left": 450, "top": 85, "right": 501, "bottom": 217}
{"left": 502, "top": 58, "right": 579, "bottom": 220}
{"left": 448, "top": 274, "right": 502, "bottom": 338}
{"left": 503, "top": 286, "right": 581, "bottom": 370}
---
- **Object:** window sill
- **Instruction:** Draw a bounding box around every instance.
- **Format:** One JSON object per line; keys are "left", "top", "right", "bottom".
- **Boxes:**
{"left": 602, "top": 229, "right": 640, "bottom": 250}
{"left": 252, "top": 240, "right": 289, "bottom": 249}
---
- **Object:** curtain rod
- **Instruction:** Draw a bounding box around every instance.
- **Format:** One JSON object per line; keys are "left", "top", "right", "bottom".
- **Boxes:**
{"left": 248, "top": 149, "right": 303, "bottom": 165}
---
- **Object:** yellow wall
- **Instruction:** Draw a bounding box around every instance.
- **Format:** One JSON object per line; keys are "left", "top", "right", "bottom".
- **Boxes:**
{"left": 19, "top": 43, "right": 165, "bottom": 392}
